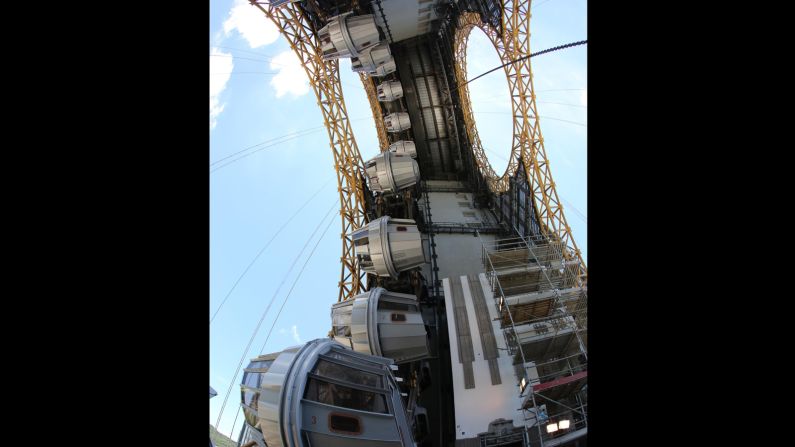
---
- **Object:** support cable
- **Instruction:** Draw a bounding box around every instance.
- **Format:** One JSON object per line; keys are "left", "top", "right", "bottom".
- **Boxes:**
{"left": 459, "top": 40, "right": 587, "bottom": 88}
{"left": 210, "top": 117, "right": 371, "bottom": 173}
{"left": 560, "top": 197, "right": 587, "bottom": 223}
{"left": 228, "top": 407, "right": 241, "bottom": 440}
{"left": 210, "top": 128, "right": 325, "bottom": 173}
{"left": 258, "top": 208, "right": 337, "bottom": 354}
{"left": 213, "top": 201, "right": 338, "bottom": 433}
{"left": 210, "top": 177, "right": 333, "bottom": 324}
{"left": 474, "top": 111, "right": 586, "bottom": 127}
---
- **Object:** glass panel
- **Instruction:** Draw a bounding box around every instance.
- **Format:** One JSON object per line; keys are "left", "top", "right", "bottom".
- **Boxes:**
{"left": 377, "top": 300, "right": 417, "bottom": 312}
{"left": 323, "top": 350, "right": 384, "bottom": 368}
{"left": 243, "top": 372, "right": 262, "bottom": 389}
{"left": 240, "top": 421, "right": 262, "bottom": 445}
{"left": 313, "top": 359, "right": 383, "bottom": 388}
{"left": 241, "top": 388, "right": 261, "bottom": 425}
{"left": 332, "top": 306, "right": 352, "bottom": 326}
{"left": 247, "top": 360, "right": 273, "bottom": 370}
{"left": 329, "top": 414, "right": 361, "bottom": 434}
{"left": 333, "top": 325, "right": 351, "bottom": 337}
{"left": 358, "top": 254, "right": 373, "bottom": 270}
{"left": 243, "top": 407, "right": 258, "bottom": 426}
{"left": 243, "top": 390, "right": 259, "bottom": 408}
{"left": 304, "top": 378, "right": 389, "bottom": 414}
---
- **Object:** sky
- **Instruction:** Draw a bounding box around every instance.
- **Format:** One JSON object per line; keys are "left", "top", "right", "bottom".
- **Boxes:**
{"left": 209, "top": 0, "right": 586, "bottom": 439}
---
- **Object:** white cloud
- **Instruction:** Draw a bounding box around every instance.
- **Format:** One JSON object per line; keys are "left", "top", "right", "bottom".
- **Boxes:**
{"left": 210, "top": 29, "right": 224, "bottom": 48}
{"left": 278, "top": 328, "right": 287, "bottom": 335}
{"left": 580, "top": 88, "right": 587, "bottom": 106}
{"left": 210, "top": 48, "right": 234, "bottom": 129}
{"left": 223, "top": 0, "right": 279, "bottom": 48}
{"left": 291, "top": 325, "right": 301, "bottom": 343}
{"left": 270, "top": 50, "right": 309, "bottom": 98}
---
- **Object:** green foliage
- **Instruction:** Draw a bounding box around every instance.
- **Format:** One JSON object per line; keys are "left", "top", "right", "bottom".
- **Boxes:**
{"left": 209, "top": 424, "right": 238, "bottom": 447}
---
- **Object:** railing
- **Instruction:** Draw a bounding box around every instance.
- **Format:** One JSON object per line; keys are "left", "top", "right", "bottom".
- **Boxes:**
{"left": 478, "top": 234, "right": 588, "bottom": 447}
{"left": 529, "top": 402, "right": 588, "bottom": 446}
{"left": 482, "top": 237, "right": 587, "bottom": 337}
{"left": 427, "top": 221, "right": 506, "bottom": 234}
{"left": 477, "top": 233, "right": 536, "bottom": 442}
{"left": 525, "top": 353, "right": 587, "bottom": 389}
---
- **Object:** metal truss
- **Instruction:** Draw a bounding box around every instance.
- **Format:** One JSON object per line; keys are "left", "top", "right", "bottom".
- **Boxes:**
{"left": 454, "top": 4, "right": 586, "bottom": 273}
{"left": 359, "top": 73, "right": 390, "bottom": 152}
{"left": 454, "top": 12, "right": 500, "bottom": 192}
{"left": 252, "top": 1, "right": 367, "bottom": 301}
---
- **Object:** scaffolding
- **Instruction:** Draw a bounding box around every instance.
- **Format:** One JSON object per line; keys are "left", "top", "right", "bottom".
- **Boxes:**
{"left": 480, "top": 235, "right": 588, "bottom": 447}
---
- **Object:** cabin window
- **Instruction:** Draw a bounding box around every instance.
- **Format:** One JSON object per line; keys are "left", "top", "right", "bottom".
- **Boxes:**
{"left": 333, "top": 325, "right": 352, "bottom": 337}
{"left": 332, "top": 307, "right": 353, "bottom": 337}
{"left": 329, "top": 413, "right": 362, "bottom": 435}
{"left": 242, "top": 371, "right": 262, "bottom": 389}
{"left": 247, "top": 360, "right": 273, "bottom": 370}
{"left": 378, "top": 301, "right": 417, "bottom": 312}
{"left": 391, "top": 313, "right": 406, "bottom": 322}
{"left": 241, "top": 388, "right": 260, "bottom": 424}
{"left": 313, "top": 360, "right": 383, "bottom": 388}
{"left": 358, "top": 254, "right": 374, "bottom": 270}
{"left": 242, "top": 390, "right": 258, "bottom": 408}
{"left": 304, "top": 378, "right": 389, "bottom": 413}
{"left": 243, "top": 406, "right": 258, "bottom": 426}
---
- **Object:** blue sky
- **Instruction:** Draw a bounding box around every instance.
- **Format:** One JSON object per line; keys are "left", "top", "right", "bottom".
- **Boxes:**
{"left": 210, "top": 0, "right": 586, "bottom": 438}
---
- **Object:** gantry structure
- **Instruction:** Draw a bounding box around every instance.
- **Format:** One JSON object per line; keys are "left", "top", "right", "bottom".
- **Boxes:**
{"left": 240, "top": 1, "right": 587, "bottom": 446}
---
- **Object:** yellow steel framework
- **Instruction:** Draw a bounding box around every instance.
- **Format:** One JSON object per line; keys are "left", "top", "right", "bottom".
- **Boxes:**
{"left": 251, "top": 0, "right": 584, "bottom": 297}
{"left": 252, "top": 1, "right": 367, "bottom": 302}
{"left": 453, "top": 4, "right": 586, "bottom": 275}
{"left": 359, "top": 73, "right": 390, "bottom": 152}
